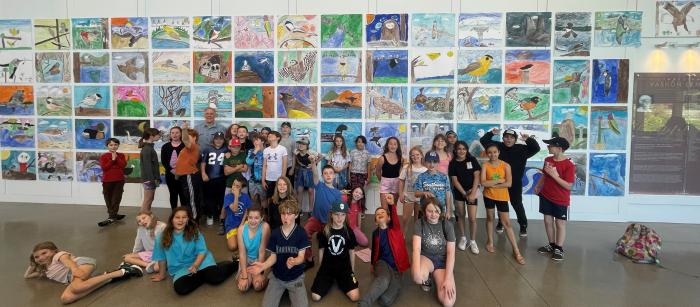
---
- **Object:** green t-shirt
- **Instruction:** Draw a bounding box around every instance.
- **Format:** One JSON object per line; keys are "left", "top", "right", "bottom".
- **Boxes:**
{"left": 224, "top": 151, "right": 247, "bottom": 187}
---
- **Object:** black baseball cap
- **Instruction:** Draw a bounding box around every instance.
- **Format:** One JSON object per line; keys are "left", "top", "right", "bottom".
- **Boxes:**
{"left": 543, "top": 137, "right": 570, "bottom": 151}
{"left": 213, "top": 132, "right": 225, "bottom": 139}
{"left": 502, "top": 129, "right": 517, "bottom": 138}
{"left": 281, "top": 121, "right": 291, "bottom": 128}
{"left": 261, "top": 127, "right": 272, "bottom": 133}
{"left": 446, "top": 130, "right": 457, "bottom": 137}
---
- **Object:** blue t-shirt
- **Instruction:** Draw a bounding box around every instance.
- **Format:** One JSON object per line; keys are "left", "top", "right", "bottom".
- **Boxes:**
{"left": 152, "top": 232, "right": 216, "bottom": 282}
{"left": 312, "top": 181, "right": 341, "bottom": 223}
{"left": 201, "top": 146, "right": 229, "bottom": 179}
{"left": 266, "top": 224, "right": 310, "bottom": 281}
{"left": 378, "top": 229, "right": 397, "bottom": 270}
{"left": 414, "top": 171, "right": 451, "bottom": 211}
{"left": 246, "top": 149, "right": 264, "bottom": 182}
{"left": 224, "top": 193, "right": 252, "bottom": 232}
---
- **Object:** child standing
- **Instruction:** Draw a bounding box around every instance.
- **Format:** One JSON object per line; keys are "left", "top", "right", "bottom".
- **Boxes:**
{"left": 201, "top": 132, "right": 229, "bottom": 226}
{"left": 236, "top": 205, "right": 270, "bottom": 292}
{"left": 247, "top": 199, "right": 310, "bottom": 307}
{"left": 222, "top": 138, "right": 248, "bottom": 234}
{"left": 375, "top": 137, "right": 403, "bottom": 210}
{"left": 348, "top": 136, "right": 371, "bottom": 190}
{"left": 348, "top": 187, "right": 369, "bottom": 247}
{"left": 431, "top": 134, "right": 452, "bottom": 175}
{"left": 304, "top": 157, "right": 342, "bottom": 267}
{"left": 99, "top": 138, "right": 127, "bottom": 227}
{"left": 535, "top": 137, "right": 575, "bottom": 262}
{"left": 311, "top": 200, "right": 360, "bottom": 302}
{"left": 175, "top": 124, "right": 203, "bottom": 220}
{"left": 398, "top": 146, "right": 427, "bottom": 238}
{"left": 325, "top": 135, "right": 350, "bottom": 190}
{"left": 225, "top": 177, "right": 253, "bottom": 261}
{"left": 246, "top": 134, "right": 266, "bottom": 208}
{"left": 358, "top": 194, "right": 410, "bottom": 307}
{"left": 290, "top": 137, "right": 316, "bottom": 217}
{"left": 481, "top": 143, "right": 525, "bottom": 265}
{"left": 448, "top": 141, "right": 481, "bottom": 253}
{"left": 160, "top": 127, "right": 186, "bottom": 209}
{"left": 262, "top": 131, "right": 288, "bottom": 203}
{"left": 138, "top": 128, "right": 162, "bottom": 212}
{"left": 414, "top": 151, "right": 453, "bottom": 220}
{"left": 123, "top": 211, "right": 167, "bottom": 273}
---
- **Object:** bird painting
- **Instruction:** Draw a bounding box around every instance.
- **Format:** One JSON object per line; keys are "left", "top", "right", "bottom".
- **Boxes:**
{"left": 510, "top": 96, "right": 540, "bottom": 119}
{"left": 615, "top": 15, "right": 631, "bottom": 45}
{"left": 662, "top": 2, "right": 697, "bottom": 35}
{"left": 607, "top": 113, "right": 621, "bottom": 135}
{"left": 337, "top": 55, "right": 349, "bottom": 81}
{"left": 117, "top": 57, "right": 144, "bottom": 81}
{"left": 458, "top": 54, "right": 493, "bottom": 83}
{"left": 78, "top": 93, "right": 102, "bottom": 109}
{"left": 278, "top": 51, "right": 317, "bottom": 83}
{"left": 562, "top": 22, "right": 578, "bottom": 38}
{"left": 388, "top": 57, "right": 400, "bottom": 69}
{"left": 601, "top": 69, "right": 613, "bottom": 97}
{"left": 554, "top": 72, "right": 583, "bottom": 103}
{"left": 44, "top": 97, "right": 63, "bottom": 111}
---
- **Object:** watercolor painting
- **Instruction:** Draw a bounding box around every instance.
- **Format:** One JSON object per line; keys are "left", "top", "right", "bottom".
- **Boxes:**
{"left": 1, "top": 150, "right": 36, "bottom": 180}
{"left": 321, "top": 50, "right": 362, "bottom": 83}
{"left": 366, "top": 50, "right": 408, "bottom": 84}
{"left": 152, "top": 51, "right": 191, "bottom": 84}
{"left": 458, "top": 13, "right": 503, "bottom": 47}
{"left": 113, "top": 86, "right": 148, "bottom": 117}
{"left": 0, "top": 19, "right": 33, "bottom": 50}
{"left": 321, "top": 121, "right": 362, "bottom": 154}
{"left": 35, "top": 52, "right": 71, "bottom": 83}
{"left": 122, "top": 153, "right": 141, "bottom": 183}
{"left": 412, "top": 13, "right": 455, "bottom": 47}
{"left": 36, "top": 85, "right": 71, "bottom": 116}
{"left": 505, "top": 50, "right": 551, "bottom": 85}
{"left": 75, "top": 152, "right": 102, "bottom": 182}
{"left": 410, "top": 123, "right": 453, "bottom": 151}
{"left": 34, "top": 19, "right": 70, "bottom": 50}
{"left": 113, "top": 119, "right": 149, "bottom": 151}
{"left": 364, "top": 122, "right": 407, "bottom": 156}
{"left": 238, "top": 121, "right": 273, "bottom": 135}
{"left": 594, "top": 11, "right": 642, "bottom": 47}
{"left": 75, "top": 119, "right": 110, "bottom": 150}
{"left": 234, "top": 16, "right": 274, "bottom": 49}
{"left": 366, "top": 86, "right": 407, "bottom": 120}
{"left": 74, "top": 85, "right": 110, "bottom": 116}
{"left": 553, "top": 60, "right": 590, "bottom": 104}
{"left": 37, "top": 151, "right": 73, "bottom": 181}
{"left": 321, "top": 14, "right": 362, "bottom": 48}
{"left": 110, "top": 17, "right": 148, "bottom": 49}
{"left": 589, "top": 153, "right": 626, "bottom": 196}
{"left": 506, "top": 12, "right": 552, "bottom": 47}
{"left": 72, "top": 18, "right": 108, "bottom": 49}
{"left": 0, "top": 51, "right": 33, "bottom": 83}
{"left": 277, "top": 50, "right": 318, "bottom": 84}
{"left": 455, "top": 123, "right": 500, "bottom": 158}
{"left": 150, "top": 17, "right": 190, "bottom": 49}
{"left": 234, "top": 86, "right": 274, "bottom": 119}
{"left": 552, "top": 106, "right": 589, "bottom": 150}
{"left": 235, "top": 51, "right": 274, "bottom": 83}
{"left": 366, "top": 14, "right": 408, "bottom": 47}
{"left": 153, "top": 119, "right": 191, "bottom": 150}
{"left": 192, "top": 16, "right": 232, "bottom": 49}
{"left": 522, "top": 161, "right": 544, "bottom": 195}
{"left": 277, "top": 15, "right": 319, "bottom": 48}
{"left": 153, "top": 86, "right": 191, "bottom": 118}
{"left": 592, "top": 59, "right": 629, "bottom": 103}
{"left": 36, "top": 118, "right": 71, "bottom": 149}
{"left": 590, "top": 106, "right": 627, "bottom": 150}
{"left": 277, "top": 86, "right": 317, "bottom": 119}
{"left": 289, "top": 121, "right": 319, "bottom": 152}
{"left": 321, "top": 86, "right": 362, "bottom": 119}
{"left": 554, "top": 12, "right": 592, "bottom": 56}
{"left": 457, "top": 50, "right": 502, "bottom": 84}
{"left": 656, "top": 1, "right": 700, "bottom": 36}
{"left": 111, "top": 52, "right": 148, "bottom": 84}
{"left": 72, "top": 52, "right": 109, "bottom": 83}
{"left": 0, "top": 85, "right": 34, "bottom": 115}
{"left": 0, "top": 117, "right": 35, "bottom": 148}
{"left": 193, "top": 51, "right": 231, "bottom": 83}
{"left": 504, "top": 87, "right": 550, "bottom": 121}
{"left": 193, "top": 85, "right": 232, "bottom": 118}
{"left": 411, "top": 87, "right": 453, "bottom": 120}
{"left": 503, "top": 123, "right": 550, "bottom": 161}
{"left": 456, "top": 87, "right": 501, "bottom": 121}
{"left": 411, "top": 50, "right": 455, "bottom": 84}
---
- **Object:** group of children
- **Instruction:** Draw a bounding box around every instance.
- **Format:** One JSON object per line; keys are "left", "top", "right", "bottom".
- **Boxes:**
{"left": 27, "top": 125, "right": 576, "bottom": 306}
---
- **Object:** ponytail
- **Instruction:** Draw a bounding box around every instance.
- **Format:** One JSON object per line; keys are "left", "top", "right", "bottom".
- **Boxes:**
{"left": 138, "top": 128, "right": 160, "bottom": 148}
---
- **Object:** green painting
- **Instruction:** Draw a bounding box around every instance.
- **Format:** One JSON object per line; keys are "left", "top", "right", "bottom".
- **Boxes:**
{"left": 321, "top": 14, "right": 362, "bottom": 48}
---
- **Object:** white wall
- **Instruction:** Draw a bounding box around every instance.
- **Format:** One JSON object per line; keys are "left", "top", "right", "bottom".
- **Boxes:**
{"left": 1, "top": 0, "right": 699, "bottom": 224}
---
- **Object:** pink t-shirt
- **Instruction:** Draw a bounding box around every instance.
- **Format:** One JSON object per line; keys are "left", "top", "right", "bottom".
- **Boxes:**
{"left": 45, "top": 251, "right": 72, "bottom": 284}
{"left": 437, "top": 152, "right": 452, "bottom": 175}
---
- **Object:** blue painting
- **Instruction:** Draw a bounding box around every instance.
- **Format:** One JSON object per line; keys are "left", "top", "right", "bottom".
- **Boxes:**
{"left": 456, "top": 87, "right": 502, "bottom": 121}
{"left": 291, "top": 121, "right": 319, "bottom": 152}
{"left": 0, "top": 117, "right": 35, "bottom": 148}
{"left": 366, "top": 86, "right": 408, "bottom": 120}
{"left": 522, "top": 161, "right": 544, "bottom": 195}
{"left": 74, "top": 85, "right": 110, "bottom": 116}
{"left": 553, "top": 60, "right": 590, "bottom": 104}
{"left": 35, "top": 52, "right": 71, "bottom": 83}
{"left": 75, "top": 118, "right": 110, "bottom": 150}
{"left": 321, "top": 86, "right": 362, "bottom": 119}
{"left": 73, "top": 52, "right": 110, "bottom": 83}
{"left": 364, "top": 122, "right": 407, "bottom": 156}
{"left": 366, "top": 14, "right": 408, "bottom": 47}
{"left": 592, "top": 59, "right": 629, "bottom": 103}
{"left": 321, "top": 121, "right": 362, "bottom": 154}
{"left": 555, "top": 12, "right": 592, "bottom": 56}
{"left": 153, "top": 86, "right": 191, "bottom": 117}
{"left": 594, "top": 11, "right": 642, "bottom": 47}
{"left": 367, "top": 50, "right": 408, "bottom": 83}
{"left": 410, "top": 122, "right": 453, "bottom": 151}
{"left": 234, "top": 51, "right": 274, "bottom": 83}
{"left": 412, "top": 13, "right": 455, "bottom": 47}
{"left": 1, "top": 149, "right": 36, "bottom": 180}
{"left": 321, "top": 50, "right": 362, "bottom": 83}
{"left": 589, "top": 153, "right": 626, "bottom": 196}
{"left": 37, "top": 118, "right": 72, "bottom": 149}
{"left": 458, "top": 50, "right": 502, "bottom": 84}
{"left": 75, "top": 151, "right": 102, "bottom": 182}
{"left": 503, "top": 123, "right": 549, "bottom": 161}
{"left": 456, "top": 123, "right": 500, "bottom": 158}
{"left": 192, "top": 85, "right": 231, "bottom": 118}
{"left": 590, "top": 106, "right": 627, "bottom": 150}
{"left": 411, "top": 50, "right": 455, "bottom": 84}
{"left": 506, "top": 12, "right": 552, "bottom": 47}
{"left": 277, "top": 86, "right": 317, "bottom": 119}
{"left": 458, "top": 13, "right": 503, "bottom": 47}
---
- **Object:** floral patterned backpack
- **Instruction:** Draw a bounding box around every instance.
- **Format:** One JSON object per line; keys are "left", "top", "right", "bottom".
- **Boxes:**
{"left": 616, "top": 223, "right": 662, "bottom": 264}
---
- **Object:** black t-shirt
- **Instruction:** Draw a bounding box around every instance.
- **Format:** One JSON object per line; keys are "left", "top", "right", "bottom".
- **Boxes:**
{"left": 448, "top": 156, "right": 482, "bottom": 201}
{"left": 318, "top": 226, "right": 357, "bottom": 271}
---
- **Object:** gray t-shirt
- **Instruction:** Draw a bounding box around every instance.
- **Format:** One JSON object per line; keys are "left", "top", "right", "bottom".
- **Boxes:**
{"left": 194, "top": 122, "right": 227, "bottom": 149}
{"left": 349, "top": 149, "right": 370, "bottom": 174}
{"left": 414, "top": 219, "right": 456, "bottom": 258}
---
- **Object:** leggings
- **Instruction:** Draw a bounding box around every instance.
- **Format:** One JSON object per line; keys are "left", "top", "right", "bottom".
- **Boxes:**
{"left": 165, "top": 172, "right": 186, "bottom": 210}
{"left": 179, "top": 173, "right": 203, "bottom": 219}
{"left": 173, "top": 261, "right": 236, "bottom": 295}
{"left": 202, "top": 176, "right": 226, "bottom": 218}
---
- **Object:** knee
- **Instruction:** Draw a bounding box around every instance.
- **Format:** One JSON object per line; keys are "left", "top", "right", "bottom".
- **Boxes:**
{"left": 501, "top": 219, "right": 511, "bottom": 228}
{"left": 486, "top": 214, "right": 494, "bottom": 222}
{"left": 468, "top": 215, "right": 477, "bottom": 223}
{"left": 174, "top": 285, "right": 192, "bottom": 296}
{"left": 60, "top": 291, "right": 76, "bottom": 305}
{"left": 253, "top": 279, "right": 267, "bottom": 292}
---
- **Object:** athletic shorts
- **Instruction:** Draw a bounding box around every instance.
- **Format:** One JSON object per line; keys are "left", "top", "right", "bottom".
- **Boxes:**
{"left": 311, "top": 267, "right": 358, "bottom": 297}
{"left": 484, "top": 197, "right": 509, "bottom": 212}
{"left": 539, "top": 196, "right": 569, "bottom": 220}
{"left": 143, "top": 180, "right": 159, "bottom": 190}
{"left": 66, "top": 257, "right": 97, "bottom": 282}
{"left": 226, "top": 228, "right": 239, "bottom": 239}
{"left": 137, "top": 251, "right": 153, "bottom": 262}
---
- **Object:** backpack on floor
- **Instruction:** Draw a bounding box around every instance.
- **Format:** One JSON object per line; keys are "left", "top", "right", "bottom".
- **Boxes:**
{"left": 616, "top": 223, "right": 662, "bottom": 264}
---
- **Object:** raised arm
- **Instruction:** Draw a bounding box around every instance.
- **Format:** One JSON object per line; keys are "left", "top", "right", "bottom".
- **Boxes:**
{"left": 523, "top": 135, "right": 541, "bottom": 159}
{"left": 480, "top": 128, "right": 498, "bottom": 148}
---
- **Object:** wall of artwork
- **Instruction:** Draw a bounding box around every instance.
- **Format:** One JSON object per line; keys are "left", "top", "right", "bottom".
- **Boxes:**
{"left": 1, "top": 0, "right": 699, "bottom": 224}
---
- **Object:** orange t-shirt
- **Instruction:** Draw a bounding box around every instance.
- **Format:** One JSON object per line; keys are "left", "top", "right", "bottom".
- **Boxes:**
{"left": 175, "top": 143, "right": 200, "bottom": 175}
{"left": 483, "top": 161, "right": 509, "bottom": 201}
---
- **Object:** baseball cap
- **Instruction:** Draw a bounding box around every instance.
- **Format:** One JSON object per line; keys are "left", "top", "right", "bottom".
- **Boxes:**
{"left": 502, "top": 129, "right": 517, "bottom": 138}
{"left": 281, "top": 121, "right": 291, "bottom": 128}
{"left": 446, "top": 130, "right": 457, "bottom": 137}
{"left": 261, "top": 127, "right": 272, "bottom": 133}
{"left": 229, "top": 138, "right": 242, "bottom": 147}
{"left": 213, "top": 132, "right": 225, "bottom": 139}
{"left": 425, "top": 151, "right": 440, "bottom": 163}
{"left": 296, "top": 137, "right": 310, "bottom": 145}
{"left": 543, "top": 137, "right": 570, "bottom": 151}
{"left": 330, "top": 200, "right": 349, "bottom": 213}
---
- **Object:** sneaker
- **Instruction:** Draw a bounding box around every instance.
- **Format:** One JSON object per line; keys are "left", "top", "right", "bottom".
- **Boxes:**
{"left": 206, "top": 217, "right": 214, "bottom": 226}
{"left": 420, "top": 277, "right": 432, "bottom": 292}
{"left": 538, "top": 244, "right": 554, "bottom": 254}
{"left": 145, "top": 261, "right": 157, "bottom": 274}
{"left": 113, "top": 214, "right": 126, "bottom": 221}
{"left": 122, "top": 264, "right": 144, "bottom": 278}
{"left": 458, "top": 237, "right": 468, "bottom": 251}
{"left": 552, "top": 247, "right": 564, "bottom": 261}
{"left": 519, "top": 225, "right": 528, "bottom": 238}
{"left": 98, "top": 218, "right": 114, "bottom": 227}
{"left": 495, "top": 224, "right": 504, "bottom": 234}
{"left": 468, "top": 240, "right": 480, "bottom": 255}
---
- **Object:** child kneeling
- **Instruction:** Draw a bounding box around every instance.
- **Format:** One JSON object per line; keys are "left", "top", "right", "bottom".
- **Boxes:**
{"left": 236, "top": 205, "right": 270, "bottom": 292}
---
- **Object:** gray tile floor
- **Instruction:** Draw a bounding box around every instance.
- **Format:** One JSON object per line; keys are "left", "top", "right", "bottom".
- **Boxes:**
{"left": 1, "top": 203, "right": 699, "bottom": 306}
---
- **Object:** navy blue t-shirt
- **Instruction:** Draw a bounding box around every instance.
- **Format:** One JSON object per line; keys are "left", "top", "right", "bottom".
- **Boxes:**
{"left": 378, "top": 229, "right": 397, "bottom": 270}
{"left": 266, "top": 224, "right": 310, "bottom": 281}
{"left": 201, "top": 146, "right": 229, "bottom": 179}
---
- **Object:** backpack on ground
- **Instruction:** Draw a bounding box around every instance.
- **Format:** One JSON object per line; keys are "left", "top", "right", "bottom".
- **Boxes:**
{"left": 615, "top": 223, "right": 662, "bottom": 264}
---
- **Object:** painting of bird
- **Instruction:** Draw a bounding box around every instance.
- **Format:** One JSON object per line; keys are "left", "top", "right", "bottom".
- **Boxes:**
{"left": 602, "top": 69, "right": 612, "bottom": 97}
{"left": 278, "top": 51, "right": 317, "bottom": 83}
{"left": 554, "top": 72, "right": 583, "bottom": 103}
{"left": 511, "top": 96, "right": 540, "bottom": 119}
{"left": 607, "top": 113, "right": 621, "bottom": 135}
{"left": 458, "top": 54, "right": 493, "bottom": 83}
{"left": 615, "top": 15, "right": 631, "bottom": 45}
{"left": 79, "top": 93, "right": 102, "bottom": 108}
{"left": 388, "top": 57, "right": 400, "bottom": 68}
{"left": 117, "top": 57, "right": 143, "bottom": 81}
{"left": 562, "top": 22, "right": 578, "bottom": 38}
{"left": 44, "top": 97, "right": 62, "bottom": 111}
{"left": 663, "top": 2, "right": 697, "bottom": 35}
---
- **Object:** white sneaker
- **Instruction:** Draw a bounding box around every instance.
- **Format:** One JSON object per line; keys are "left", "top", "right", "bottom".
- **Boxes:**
{"left": 469, "top": 240, "right": 479, "bottom": 255}
{"left": 206, "top": 217, "right": 214, "bottom": 226}
{"left": 458, "top": 237, "right": 467, "bottom": 251}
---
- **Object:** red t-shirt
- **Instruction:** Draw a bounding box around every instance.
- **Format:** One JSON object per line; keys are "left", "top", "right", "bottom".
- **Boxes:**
{"left": 538, "top": 156, "right": 575, "bottom": 206}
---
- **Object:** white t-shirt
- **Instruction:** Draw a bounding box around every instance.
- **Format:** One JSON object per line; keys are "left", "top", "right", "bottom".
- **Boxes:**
{"left": 263, "top": 145, "right": 288, "bottom": 181}
{"left": 399, "top": 164, "right": 428, "bottom": 202}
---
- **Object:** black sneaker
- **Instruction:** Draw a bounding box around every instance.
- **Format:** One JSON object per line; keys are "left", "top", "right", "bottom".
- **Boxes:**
{"left": 122, "top": 264, "right": 144, "bottom": 278}
{"left": 552, "top": 247, "right": 564, "bottom": 261}
{"left": 98, "top": 218, "right": 114, "bottom": 227}
{"left": 304, "top": 259, "right": 314, "bottom": 271}
{"left": 538, "top": 244, "right": 554, "bottom": 254}
{"left": 495, "top": 223, "right": 504, "bottom": 234}
{"left": 519, "top": 225, "right": 528, "bottom": 238}
{"left": 421, "top": 277, "right": 432, "bottom": 292}
{"left": 113, "top": 214, "right": 126, "bottom": 221}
